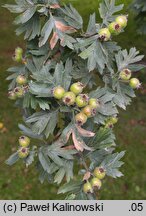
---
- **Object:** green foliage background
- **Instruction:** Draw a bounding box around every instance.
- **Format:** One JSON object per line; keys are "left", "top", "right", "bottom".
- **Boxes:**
{"left": 0, "top": 0, "right": 146, "bottom": 199}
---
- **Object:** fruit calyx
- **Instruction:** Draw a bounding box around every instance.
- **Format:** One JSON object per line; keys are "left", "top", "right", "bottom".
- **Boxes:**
{"left": 19, "top": 135, "right": 30, "bottom": 147}
{"left": 90, "top": 177, "right": 102, "bottom": 189}
{"left": 76, "top": 94, "right": 89, "bottom": 108}
{"left": 82, "top": 105, "right": 97, "bottom": 118}
{"left": 75, "top": 112, "right": 87, "bottom": 126}
{"left": 108, "top": 22, "right": 122, "bottom": 35}
{"left": 14, "top": 87, "right": 24, "bottom": 98}
{"left": 119, "top": 69, "right": 132, "bottom": 81}
{"left": 99, "top": 28, "right": 111, "bottom": 41}
{"left": 18, "top": 147, "right": 29, "bottom": 158}
{"left": 93, "top": 167, "right": 106, "bottom": 180}
{"left": 62, "top": 91, "right": 76, "bottom": 106}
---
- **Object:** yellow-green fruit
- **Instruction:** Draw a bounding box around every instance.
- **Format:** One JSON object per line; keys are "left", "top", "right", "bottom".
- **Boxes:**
{"left": 14, "top": 55, "right": 22, "bottom": 62}
{"left": 108, "top": 22, "right": 121, "bottom": 35}
{"left": 129, "top": 78, "right": 141, "bottom": 89}
{"left": 8, "top": 91, "right": 17, "bottom": 100}
{"left": 62, "top": 91, "right": 76, "bottom": 106}
{"left": 18, "top": 147, "right": 29, "bottom": 158}
{"left": 119, "top": 69, "right": 132, "bottom": 81}
{"left": 91, "top": 177, "right": 102, "bottom": 189}
{"left": 14, "top": 47, "right": 23, "bottom": 62}
{"left": 83, "top": 182, "right": 93, "bottom": 194}
{"left": 15, "top": 47, "right": 23, "bottom": 55}
{"left": 16, "top": 75, "right": 27, "bottom": 85}
{"left": 70, "top": 82, "right": 84, "bottom": 95}
{"left": 109, "top": 117, "right": 118, "bottom": 124}
{"left": 89, "top": 98, "right": 100, "bottom": 109}
{"left": 115, "top": 15, "right": 128, "bottom": 28}
{"left": 76, "top": 94, "right": 89, "bottom": 108}
{"left": 53, "top": 86, "right": 65, "bottom": 99}
{"left": 14, "top": 87, "right": 24, "bottom": 98}
{"left": 99, "top": 28, "right": 111, "bottom": 41}
{"left": 0, "top": 122, "right": 4, "bottom": 130}
{"left": 75, "top": 112, "right": 87, "bottom": 126}
{"left": 19, "top": 136, "right": 30, "bottom": 147}
{"left": 82, "top": 105, "right": 93, "bottom": 118}
{"left": 94, "top": 167, "right": 106, "bottom": 179}
{"left": 104, "top": 122, "right": 113, "bottom": 129}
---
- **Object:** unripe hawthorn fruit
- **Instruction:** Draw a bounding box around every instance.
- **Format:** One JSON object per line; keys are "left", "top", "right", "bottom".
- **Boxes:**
{"left": 115, "top": 15, "right": 128, "bottom": 28}
{"left": 94, "top": 167, "right": 106, "bottom": 179}
{"left": 108, "top": 22, "right": 121, "bottom": 35}
{"left": 119, "top": 69, "right": 132, "bottom": 81}
{"left": 129, "top": 78, "right": 141, "bottom": 89}
{"left": 75, "top": 112, "right": 87, "bottom": 126}
{"left": 91, "top": 177, "right": 102, "bottom": 189}
{"left": 82, "top": 105, "right": 93, "bottom": 118}
{"left": 70, "top": 82, "right": 84, "bottom": 95}
{"left": 8, "top": 91, "right": 17, "bottom": 100}
{"left": 83, "top": 182, "right": 93, "bottom": 194}
{"left": 14, "top": 87, "right": 24, "bottom": 98}
{"left": 89, "top": 98, "right": 100, "bottom": 109}
{"left": 62, "top": 91, "right": 76, "bottom": 106}
{"left": 0, "top": 122, "right": 4, "bottom": 130}
{"left": 53, "top": 86, "right": 65, "bottom": 99}
{"left": 99, "top": 28, "right": 111, "bottom": 41}
{"left": 104, "top": 117, "right": 118, "bottom": 129}
{"left": 19, "top": 136, "right": 30, "bottom": 147}
{"left": 76, "top": 94, "right": 89, "bottom": 108}
{"left": 18, "top": 147, "right": 29, "bottom": 158}
{"left": 105, "top": 122, "right": 113, "bottom": 129}
{"left": 109, "top": 116, "right": 118, "bottom": 125}
{"left": 14, "top": 55, "right": 22, "bottom": 62}
{"left": 16, "top": 75, "right": 27, "bottom": 85}
{"left": 14, "top": 47, "right": 23, "bottom": 62}
{"left": 15, "top": 47, "right": 23, "bottom": 55}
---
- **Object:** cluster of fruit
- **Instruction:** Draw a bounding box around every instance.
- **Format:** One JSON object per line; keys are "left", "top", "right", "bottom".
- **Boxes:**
{"left": 8, "top": 75, "right": 28, "bottom": 100}
{"left": 83, "top": 167, "right": 106, "bottom": 194}
{"left": 119, "top": 68, "right": 141, "bottom": 89}
{"left": 98, "top": 15, "right": 128, "bottom": 41}
{"left": 53, "top": 82, "right": 100, "bottom": 126}
{"left": 17, "top": 136, "right": 30, "bottom": 158}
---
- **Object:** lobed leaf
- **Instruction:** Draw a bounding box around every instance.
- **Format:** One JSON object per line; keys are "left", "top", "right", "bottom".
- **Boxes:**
{"left": 100, "top": 151, "right": 125, "bottom": 178}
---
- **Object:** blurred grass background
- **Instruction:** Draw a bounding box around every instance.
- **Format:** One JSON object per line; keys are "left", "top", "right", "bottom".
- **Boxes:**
{"left": 0, "top": 0, "right": 146, "bottom": 200}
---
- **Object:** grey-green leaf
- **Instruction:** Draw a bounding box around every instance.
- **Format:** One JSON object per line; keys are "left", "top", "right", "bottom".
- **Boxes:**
{"left": 5, "top": 152, "right": 19, "bottom": 166}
